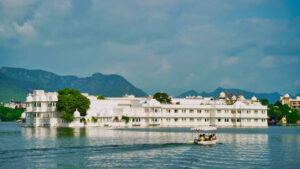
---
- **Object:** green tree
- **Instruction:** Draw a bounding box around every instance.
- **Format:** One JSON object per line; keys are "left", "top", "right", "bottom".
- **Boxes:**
{"left": 286, "top": 109, "right": 300, "bottom": 123}
{"left": 97, "top": 95, "right": 105, "bottom": 100}
{"left": 61, "top": 113, "right": 74, "bottom": 122}
{"left": 274, "top": 101, "right": 282, "bottom": 107}
{"left": 280, "top": 104, "right": 291, "bottom": 116}
{"left": 56, "top": 88, "right": 90, "bottom": 122}
{"left": 91, "top": 116, "right": 98, "bottom": 123}
{"left": 122, "top": 116, "right": 130, "bottom": 123}
{"left": 0, "top": 106, "right": 25, "bottom": 121}
{"left": 267, "top": 104, "right": 282, "bottom": 121}
{"left": 259, "top": 99, "right": 269, "bottom": 106}
{"left": 153, "top": 92, "right": 171, "bottom": 104}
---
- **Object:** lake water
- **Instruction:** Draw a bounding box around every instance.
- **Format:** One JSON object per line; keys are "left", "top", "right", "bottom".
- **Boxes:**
{"left": 0, "top": 122, "right": 299, "bottom": 169}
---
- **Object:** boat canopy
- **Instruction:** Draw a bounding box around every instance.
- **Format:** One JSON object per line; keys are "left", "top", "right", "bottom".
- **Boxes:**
{"left": 191, "top": 126, "right": 217, "bottom": 131}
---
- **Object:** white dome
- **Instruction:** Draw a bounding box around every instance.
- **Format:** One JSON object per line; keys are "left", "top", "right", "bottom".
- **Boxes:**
{"left": 148, "top": 99, "right": 161, "bottom": 106}
{"left": 284, "top": 94, "right": 290, "bottom": 98}
{"left": 233, "top": 101, "right": 247, "bottom": 107}
{"left": 219, "top": 92, "right": 226, "bottom": 98}
{"left": 26, "top": 94, "right": 33, "bottom": 102}
{"left": 21, "top": 112, "right": 26, "bottom": 119}
{"left": 73, "top": 109, "right": 81, "bottom": 118}
{"left": 238, "top": 95, "right": 246, "bottom": 100}
{"left": 251, "top": 96, "right": 257, "bottom": 101}
{"left": 231, "top": 95, "right": 237, "bottom": 100}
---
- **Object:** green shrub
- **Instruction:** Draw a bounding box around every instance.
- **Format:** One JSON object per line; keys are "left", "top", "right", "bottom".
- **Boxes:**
{"left": 97, "top": 95, "right": 105, "bottom": 100}
{"left": 91, "top": 116, "right": 98, "bottom": 123}
{"left": 153, "top": 92, "right": 171, "bottom": 104}
{"left": 61, "top": 113, "right": 74, "bottom": 123}
{"left": 122, "top": 116, "right": 130, "bottom": 123}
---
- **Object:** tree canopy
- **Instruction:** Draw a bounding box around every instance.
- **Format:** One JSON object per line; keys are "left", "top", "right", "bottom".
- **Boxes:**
{"left": 259, "top": 99, "right": 269, "bottom": 106}
{"left": 97, "top": 95, "right": 105, "bottom": 100}
{"left": 0, "top": 106, "right": 24, "bottom": 121}
{"left": 56, "top": 88, "right": 90, "bottom": 122}
{"left": 264, "top": 98, "right": 300, "bottom": 123}
{"left": 153, "top": 92, "right": 171, "bottom": 104}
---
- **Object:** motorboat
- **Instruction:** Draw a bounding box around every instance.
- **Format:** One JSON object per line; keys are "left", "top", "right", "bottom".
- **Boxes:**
{"left": 191, "top": 126, "right": 217, "bottom": 145}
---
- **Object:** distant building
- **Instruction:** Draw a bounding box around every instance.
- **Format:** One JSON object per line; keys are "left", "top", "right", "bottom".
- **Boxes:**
{"left": 280, "top": 94, "right": 300, "bottom": 109}
{"left": 22, "top": 90, "right": 268, "bottom": 127}
{"left": 4, "top": 99, "right": 25, "bottom": 109}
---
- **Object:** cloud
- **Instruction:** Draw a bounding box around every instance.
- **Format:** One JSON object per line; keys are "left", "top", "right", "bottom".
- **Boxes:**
{"left": 13, "top": 21, "right": 37, "bottom": 37}
{"left": 258, "top": 56, "right": 275, "bottom": 68}
{"left": 219, "top": 79, "right": 235, "bottom": 88}
{"left": 0, "top": 0, "right": 300, "bottom": 95}
{"left": 184, "top": 73, "right": 201, "bottom": 84}
{"left": 263, "top": 39, "right": 300, "bottom": 56}
{"left": 1, "top": 0, "right": 37, "bottom": 8}
{"left": 155, "top": 58, "right": 171, "bottom": 74}
{"left": 294, "top": 79, "right": 300, "bottom": 86}
{"left": 225, "top": 42, "right": 257, "bottom": 56}
{"left": 224, "top": 57, "right": 238, "bottom": 65}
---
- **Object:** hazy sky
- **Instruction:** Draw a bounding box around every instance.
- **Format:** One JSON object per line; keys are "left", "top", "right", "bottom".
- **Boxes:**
{"left": 0, "top": 0, "right": 299, "bottom": 96}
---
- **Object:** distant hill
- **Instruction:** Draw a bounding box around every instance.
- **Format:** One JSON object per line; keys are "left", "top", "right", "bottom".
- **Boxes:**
{"left": 177, "top": 87, "right": 282, "bottom": 103}
{"left": 0, "top": 67, "right": 147, "bottom": 102}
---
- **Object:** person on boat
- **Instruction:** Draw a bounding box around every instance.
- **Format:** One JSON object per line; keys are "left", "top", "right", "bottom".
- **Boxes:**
{"left": 200, "top": 134, "right": 205, "bottom": 142}
{"left": 212, "top": 134, "right": 216, "bottom": 140}
{"left": 203, "top": 134, "right": 207, "bottom": 141}
{"left": 209, "top": 135, "right": 214, "bottom": 141}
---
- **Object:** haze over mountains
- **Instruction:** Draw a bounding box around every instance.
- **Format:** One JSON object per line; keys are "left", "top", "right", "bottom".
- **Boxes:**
{"left": 0, "top": 67, "right": 147, "bottom": 102}
{"left": 0, "top": 67, "right": 297, "bottom": 103}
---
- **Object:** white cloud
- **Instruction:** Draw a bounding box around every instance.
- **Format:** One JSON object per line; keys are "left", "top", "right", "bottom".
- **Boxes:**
{"left": 219, "top": 78, "right": 235, "bottom": 87}
{"left": 1, "top": 0, "right": 37, "bottom": 8}
{"left": 224, "top": 57, "right": 238, "bottom": 65}
{"left": 53, "top": 0, "right": 71, "bottom": 12}
{"left": 13, "top": 21, "right": 37, "bottom": 37}
{"left": 155, "top": 58, "right": 171, "bottom": 74}
{"left": 184, "top": 73, "right": 201, "bottom": 84}
{"left": 259, "top": 56, "right": 274, "bottom": 68}
{"left": 294, "top": 79, "right": 300, "bottom": 86}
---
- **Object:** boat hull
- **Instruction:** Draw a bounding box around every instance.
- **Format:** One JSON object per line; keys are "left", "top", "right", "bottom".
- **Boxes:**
{"left": 194, "top": 139, "right": 217, "bottom": 145}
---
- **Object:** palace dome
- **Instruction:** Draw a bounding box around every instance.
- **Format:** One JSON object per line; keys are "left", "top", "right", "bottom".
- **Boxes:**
{"left": 284, "top": 94, "right": 290, "bottom": 98}
{"left": 73, "top": 109, "right": 81, "bottom": 118}
{"left": 26, "top": 94, "right": 33, "bottom": 102}
{"left": 251, "top": 96, "right": 258, "bottom": 101}
{"left": 231, "top": 95, "right": 237, "bottom": 100}
{"left": 238, "top": 95, "right": 246, "bottom": 100}
{"left": 219, "top": 92, "right": 226, "bottom": 99}
{"left": 21, "top": 112, "right": 26, "bottom": 119}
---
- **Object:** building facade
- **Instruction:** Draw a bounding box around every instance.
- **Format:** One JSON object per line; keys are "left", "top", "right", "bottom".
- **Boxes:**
{"left": 22, "top": 90, "right": 268, "bottom": 127}
{"left": 280, "top": 94, "right": 300, "bottom": 109}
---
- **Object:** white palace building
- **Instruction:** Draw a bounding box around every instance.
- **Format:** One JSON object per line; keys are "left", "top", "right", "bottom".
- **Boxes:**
{"left": 21, "top": 90, "right": 268, "bottom": 128}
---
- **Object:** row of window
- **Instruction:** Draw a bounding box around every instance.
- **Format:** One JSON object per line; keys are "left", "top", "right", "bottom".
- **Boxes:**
{"left": 147, "top": 118, "right": 266, "bottom": 123}
{"left": 217, "top": 118, "right": 266, "bottom": 122}
{"left": 132, "top": 118, "right": 141, "bottom": 122}
{"left": 163, "top": 109, "right": 210, "bottom": 113}
{"left": 154, "top": 109, "right": 267, "bottom": 114}
{"left": 28, "top": 112, "right": 57, "bottom": 118}
{"left": 26, "top": 102, "right": 56, "bottom": 108}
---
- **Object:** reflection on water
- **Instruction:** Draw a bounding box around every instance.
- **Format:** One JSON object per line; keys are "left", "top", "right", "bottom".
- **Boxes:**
{"left": 21, "top": 127, "right": 269, "bottom": 145}
{"left": 0, "top": 123, "right": 299, "bottom": 169}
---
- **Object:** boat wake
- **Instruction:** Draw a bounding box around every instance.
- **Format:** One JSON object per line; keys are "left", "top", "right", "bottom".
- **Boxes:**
{"left": 0, "top": 143, "right": 191, "bottom": 160}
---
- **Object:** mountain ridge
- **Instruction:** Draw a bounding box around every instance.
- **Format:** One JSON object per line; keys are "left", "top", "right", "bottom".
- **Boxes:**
{"left": 0, "top": 67, "right": 147, "bottom": 102}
